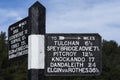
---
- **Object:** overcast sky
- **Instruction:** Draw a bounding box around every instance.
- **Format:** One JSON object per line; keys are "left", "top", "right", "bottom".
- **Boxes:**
{"left": 0, "top": 0, "right": 120, "bottom": 44}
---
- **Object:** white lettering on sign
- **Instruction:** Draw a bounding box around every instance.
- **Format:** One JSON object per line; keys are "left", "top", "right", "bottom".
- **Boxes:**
{"left": 46, "top": 34, "right": 101, "bottom": 76}
{"left": 50, "top": 62, "right": 84, "bottom": 67}
{"left": 51, "top": 57, "right": 85, "bottom": 62}
{"left": 9, "top": 49, "right": 28, "bottom": 59}
{"left": 13, "top": 29, "right": 19, "bottom": 34}
{"left": 54, "top": 41, "right": 79, "bottom": 46}
{"left": 47, "top": 67, "right": 99, "bottom": 73}
{"left": 83, "top": 36, "right": 95, "bottom": 40}
{"left": 53, "top": 52, "right": 76, "bottom": 56}
{"left": 47, "top": 46, "right": 100, "bottom": 52}
{"left": 9, "top": 45, "right": 28, "bottom": 54}
{"left": 8, "top": 19, "right": 28, "bottom": 59}
{"left": 9, "top": 31, "right": 23, "bottom": 40}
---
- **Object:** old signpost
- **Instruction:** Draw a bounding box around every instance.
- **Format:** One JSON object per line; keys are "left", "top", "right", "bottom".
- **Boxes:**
{"left": 45, "top": 34, "right": 101, "bottom": 76}
{"left": 8, "top": 1, "right": 102, "bottom": 80}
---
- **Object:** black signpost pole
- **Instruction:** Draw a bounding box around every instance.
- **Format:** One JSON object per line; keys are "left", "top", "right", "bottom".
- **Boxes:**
{"left": 28, "top": 1, "right": 45, "bottom": 80}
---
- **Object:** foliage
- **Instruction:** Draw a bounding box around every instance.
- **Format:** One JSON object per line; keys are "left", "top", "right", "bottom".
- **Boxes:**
{"left": 0, "top": 31, "right": 120, "bottom": 80}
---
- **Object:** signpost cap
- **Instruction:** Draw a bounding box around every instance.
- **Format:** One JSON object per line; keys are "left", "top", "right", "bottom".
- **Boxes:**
{"left": 29, "top": 1, "right": 46, "bottom": 34}
{"left": 29, "top": 1, "right": 45, "bottom": 9}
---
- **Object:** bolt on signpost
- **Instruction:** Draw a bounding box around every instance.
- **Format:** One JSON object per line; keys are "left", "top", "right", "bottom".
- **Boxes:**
{"left": 8, "top": 1, "right": 102, "bottom": 80}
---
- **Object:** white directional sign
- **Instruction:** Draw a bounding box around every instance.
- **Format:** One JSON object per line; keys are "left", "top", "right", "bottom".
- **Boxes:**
{"left": 45, "top": 34, "right": 102, "bottom": 76}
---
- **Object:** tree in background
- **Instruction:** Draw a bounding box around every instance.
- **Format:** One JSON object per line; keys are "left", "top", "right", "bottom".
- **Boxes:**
{"left": 0, "top": 32, "right": 7, "bottom": 66}
{"left": 0, "top": 31, "right": 28, "bottom": 80}
{"left": 0, "top": 32, "right": 8, "bottom": 80}
{"left": 101, "top": 40, "right": 120, "bottom": 80}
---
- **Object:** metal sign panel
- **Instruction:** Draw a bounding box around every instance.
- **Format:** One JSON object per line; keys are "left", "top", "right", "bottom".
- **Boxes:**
{"left": 8, "top": 17, "right": 29, "bottom": 59}
{"left": 45, "top": 34, "right": 102, "bottom": 76}
{"left": 8, "top": 1, "right": 45, "bottom": 60}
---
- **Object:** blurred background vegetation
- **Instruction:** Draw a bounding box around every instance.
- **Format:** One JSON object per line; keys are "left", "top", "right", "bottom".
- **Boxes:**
{"left": 0, "top": 31, "right": 120, "bottom": 80}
